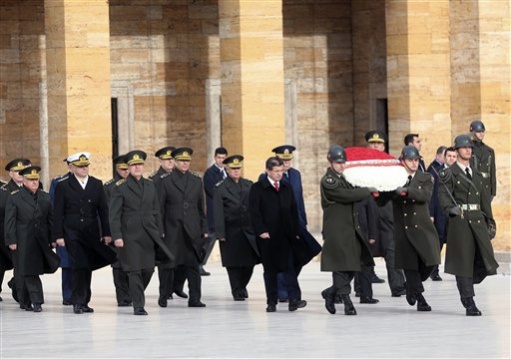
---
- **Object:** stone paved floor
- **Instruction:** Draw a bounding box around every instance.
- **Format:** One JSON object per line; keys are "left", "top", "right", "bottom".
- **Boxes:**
{"left": 0, "top": 258, "right": 509, "bottom": 358}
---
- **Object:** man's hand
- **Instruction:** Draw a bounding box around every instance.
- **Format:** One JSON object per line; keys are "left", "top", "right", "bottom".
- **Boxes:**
{"left": 259, "top": 232, "right": 270, "bottom": 239}
{"left": 56, "top": 238, "right": 65, "bottom": 247}
{"left": 114, "top": 239, "right": 124, "bottom": 248}
{"left": 8, "top": 244, "right": 16, "bottom": 251}
{"left": 102, "top": 236, "right": 112, "bottom": 245}
{"left": 369, "top": 238, "right": 376, "bottom": 245}
{"left": 396, "top": 187, "right": 408, "bottom": 196}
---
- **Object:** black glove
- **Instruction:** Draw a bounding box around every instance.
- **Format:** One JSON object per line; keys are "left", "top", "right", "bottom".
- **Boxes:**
{"left": 487, "top": 218, "right": 497, "bottom": 240}
{"left": 448, "top": 207, "right": 461, "bottom": 217}
{"left": 396, "top": 187, "right": 407, "bottom": 196}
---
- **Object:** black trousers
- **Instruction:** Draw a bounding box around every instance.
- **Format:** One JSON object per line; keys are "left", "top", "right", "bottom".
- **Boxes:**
{"left": 354, "top": 265, "right": 373, "bottom": 297}
{"left": 185, "top": 264, "right": 202, "bottom": 303}
{"left": 24, "top": 275, "right": 44, "bottom": 305}
{"left": 11, "top": 251, "right": 30, "bottom": 306}
{"left": 158, "top": 264, "right": 174, "bottom": 299}
{"left": 384, "top": 240, "right": 406, "bottom": 292}
{"left": 456, "top": 276, "right": 475, "bottom": 299}
{"left": 403, "top": 269, "right": 425, "bottom": 295}
{"left": 127, "top": 269, "right": 154, "bottom": 309}
{"left": 71, "top": 268, "right": 92, "bottom": 305}
{"left": 263, "top": 254, "right": 300, "bottom": 305}
{"left": 201, "top": 232, "right": 216, "bottom": 266}
{"left": 331, "top": 271, "right": 355, "bottom": 296}
{"left": 226, "top": 266, "right": 254, "bottom": 297}
{"left": 173, "top": 265, "right": 187, "bottom": 292}
{"left": 0, "top": 269, "right": 5, "bottom": 296}
{"left": 112, "top": 267, "right": 131, "bottom": 304}
{"left": 61, "top": 268, "right": 72, "bottom": 302}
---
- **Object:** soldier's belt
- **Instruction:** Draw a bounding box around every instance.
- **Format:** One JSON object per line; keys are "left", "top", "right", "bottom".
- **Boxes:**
{"left": 459, "top": 204, "right": 480, "bottom": 211}
{"left": 480, "top": 172, "right": 490, "bottom": 178}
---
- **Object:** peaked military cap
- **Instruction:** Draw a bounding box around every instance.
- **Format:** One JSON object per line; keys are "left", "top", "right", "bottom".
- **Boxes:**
{"left": 155, "top": 146, "right": 176, "bottom": 160}
{"left": 113, "top": 155, "right": 129, "bottom": 170}
{"left": 173, "top": 147, "right": 193, "bottom": 161}
{"left": 125, "top": 150, "right": 147, "bottom": 166}
{"left": 20, "top": 165, "right": 41, "bottom": 180}
{"left": 272, "top": 145, "right": 296, "bottom": 160}
{"left": 67, "top": 152, "right": 91, "bottom": 167}
{"left": 365, "top": 130, "right": 387, "bottom": 143}
{"left": 223, "top": 155, "right": 244, "bottom": 169}
{"left": 4, "top": 158, "right": 31, "bottom": 172}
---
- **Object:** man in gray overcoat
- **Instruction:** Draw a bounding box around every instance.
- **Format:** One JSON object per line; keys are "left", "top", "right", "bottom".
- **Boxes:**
{"left": 320, "top": 145, "right": 376, "bottom": 316}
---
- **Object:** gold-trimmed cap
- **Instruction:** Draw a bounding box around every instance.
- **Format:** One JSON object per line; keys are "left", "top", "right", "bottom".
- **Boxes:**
{"left": 155, "top": 146, "right": 176, "bottom": 160}
{"left": 4, "top": 158, "right": 31, "bottom": 172}
{"left": 67, "top": 152, "right": 91, "bottom": 167}
{"left": 223, "top": 155, "right": 244, "bottom": 169}
{"left": 173, "top": 147, "right": 193, "bottom": 161}
{"left": 125, "top": 150, "right": 147, "bottom": 166}
{"left": 365, "top": 130, "right": 387, "bottom": 143}
{"left": 113, "top": 155, "right": 129, "bottom": 170}
{"left": 20, "top": 165, "right": 41, "bottom": 180}
{"left": 272, "top": 145, "right": 296, "bottom": 160}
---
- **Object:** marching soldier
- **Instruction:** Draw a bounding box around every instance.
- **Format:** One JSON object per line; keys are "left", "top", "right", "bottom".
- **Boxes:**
{"left": 104, "top": 155, "right": 131, "bottom": 307}
{"left": 53, "top": 152, "right": 116, "bottom": 314}
{"left": 392, "top": 146, "right": 441, "bottom": 312}
{"left": 109, "top": 150, "right": 173, "bottom": 315}
{"left": 213, "top": 155, "right": 260, "bottom": 301}
{"left": 319, "top": 146, "right": 376, "bottom": 316}
{"left": 469, "top": 120, "right": 496, "bottom": 204}
{"left": 438, "top": 134, "right": 499, "bottom": 316}
{"left": 4, "top": 166, "right": 60, "bottom": 312}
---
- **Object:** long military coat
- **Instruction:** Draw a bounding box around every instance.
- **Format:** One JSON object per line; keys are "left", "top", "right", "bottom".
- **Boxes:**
{"left": 159, "top": 170, "right": 208, "bottom": 265}
{"left": 470, "top": 140, "right": 496, "bottom": 198}
{"left": 109, "top": 175, "right": 173, "bottom": 272}
{"left": 438, "top": 163, "right": 498, "bottom": 283}
{"left": 4, "top": 187, "right": 60, "bottom": 276}
{"left": 0, "top": 181, "right": 19, "bottom": 271}
{"left": 213, "top": 177, "right": 260, "bottom": 268}
{"left": 148, "top": 166, "right": 169, "bottom": 189}
{"left": 392, "top": 171, "right": 441, "bottom": 273}
{"left": 53, "top": 174, "right": 116, "bottom": 270}
{"left": 320, "top": 168, "right": 375, "bottom": 272}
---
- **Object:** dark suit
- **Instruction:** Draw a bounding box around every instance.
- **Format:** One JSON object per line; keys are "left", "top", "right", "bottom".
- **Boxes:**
{"left": 160, "top": 170, "right": 207, "bottom": 304}
{"left": 203, "top": 164, "right": 226, "bottom": 267}
{"left": 53, "top": 174, "right": 116, "bottom": 306}
{"left": 109, "top": 175, "right": 173, "bottom": 309}
{"left": 5, "top": 187, "right": 60, "bottom": 306}
{"left": 214, "top": 177, "right": 259, "bottom": 298}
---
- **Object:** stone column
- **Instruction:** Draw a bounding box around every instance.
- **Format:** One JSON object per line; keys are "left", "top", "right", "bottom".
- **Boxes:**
{"left": 386, "top": 0, "right": 452, "bottom": 159}
{"left": 44, "top": 0, "right": 112, "bottom": 179}
{"left": 219, "top": 0, "right": 286, "bottom": 180}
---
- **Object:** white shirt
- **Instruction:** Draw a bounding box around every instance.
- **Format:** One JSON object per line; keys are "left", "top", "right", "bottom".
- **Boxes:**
{"left": 76, "top": 175, "right": 89, "bottom": 189}
{"left": 456, "top": 162, "right": 472, "bottom": 178}
{"left": 267, "top": 176, "right": 279, "bottom": 189}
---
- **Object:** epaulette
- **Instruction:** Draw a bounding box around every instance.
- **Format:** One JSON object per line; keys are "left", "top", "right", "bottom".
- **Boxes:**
{"left": 215, "top": 179, "right": 225, "bottom": 187}
{"left": 104, "top": 178, "right": 115, "bottom": 186}
{"left": 10, "top": 189, "right": 19, "bottom": 195}
{"left": 115, "top": 178, "right": 127, "bottom": 187}
{"left": 57, "top": 174, "right": 70, "bottom": 183}
{"left": 160, "top": 172, "right": 171, "bottom": 179}
{"left": 190, "top": 171, "right": 202, "bottom": 179}
{"left": 147, "top": 177, "right": 153, "bottom": 182}
{"left": 1, "top": 184, "right": 7, "bottom": 191}
{"left": 438, "top": 168, "right": 452, "bottom": 183}
{"left": 321, "top": 174, "right": 338, "bottom": 189}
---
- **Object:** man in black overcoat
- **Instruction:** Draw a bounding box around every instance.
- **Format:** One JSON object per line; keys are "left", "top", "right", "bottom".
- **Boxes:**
{"left": 53, "top": 152, "right": 116, "bottom": 314}
{"left": 214, "top": 155, "right": 260, "bottom": 301}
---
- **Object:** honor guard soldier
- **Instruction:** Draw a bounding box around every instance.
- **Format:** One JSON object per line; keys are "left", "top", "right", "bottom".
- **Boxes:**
{"left": 213, "top": 155, "right": 260, "bottom": 301}
{"left": 469, "top": 120, "right": 496, "bottom": 203}
{"left": 392, "top": 146, "right": 441, "bottom": 312}
{"left": 438, "top": 134, "right": 499, "bottom": 316}
{"left": 104, "top": 155, "right": 131, "bottom": 307}
{"left": 319, "top": 146, "right": 376, "bottom": 316}
{"left": 404, "top": 133, "right": 426, "bottom": 172}
{"left": 53, "top": 152, "right": 117, "bottom": 314}
{"left": 109, "top": 150, "right": 173, "bottom": 315}
{"left": 1, "top": 158, "right": 31, "bottom": 304}
{"left": 4, "top": 166, "right": 60, "bottom": 312}
{"left": 159, "top": 147, "right": 208, "bottom": 308}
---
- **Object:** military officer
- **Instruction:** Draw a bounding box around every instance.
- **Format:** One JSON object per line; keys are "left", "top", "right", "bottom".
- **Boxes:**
{"left": 4, "top": 166, "right": 60, "bottom": 312}
{"left": 159, "top": 147, "right": 208, "bottom": 307}
{"left": 104, "top": 155, "right": 131, "bottom": 307}
{"left": 469, "top": 120, "right": 496, "bottom": 204}
{"left": 53, "top": 152, "right": 116, "bottom": 314}
{"left": 149, "top": 146, "right": 176, "bottom": 187}
{"left": 213, "top": 155, "right": 260, "bottom": 301}
{"left": 438, "top": 134, "right": 499, "bottom": 316}
{"left": 393, "top": 146, "right": 441, "bottom": 312}
{"left": 109, "top": 150, "right": 173, "bottom": 315}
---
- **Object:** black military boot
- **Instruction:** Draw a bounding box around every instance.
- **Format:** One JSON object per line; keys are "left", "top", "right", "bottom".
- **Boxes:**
{"left": 321, "top": 289, "right": 336, "bottom": 315}
{"left": 416, "top": 293, "right": 431, "bottom": 311}
{"left": 341, "top": 295, "right": 357, "bottom": 315}
{"left": 461, "top": 297, "right": 482, "bottom": 316}
{"left": 404, "top": 282, "right": 417, "bottom": 306}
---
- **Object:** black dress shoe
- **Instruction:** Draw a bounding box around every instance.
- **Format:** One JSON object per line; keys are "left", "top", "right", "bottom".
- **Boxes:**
{"left": 417, "top": 294, "right": 431, "bottom": 311}
{"left": 391, "top": 288, "right": 406, "bottom": 297}
{"left": 0, "top": 296, "right": 3, "bottom": 301}
{"left": 406, "top": 293, "right": 417, "bottom": 306}
{"left": 241, "top": 288, "right": 249, "bottom": 298}
{"left": 118, "top": 301, "right": 132, "bottom": 307}
{"left": 360, "top": 297, "right": 379, "bottom": 304}
{"left": 62, "top": 300, "right": 72, "bottom": 306}
{"left": 33, "top": 304, "right": 42, "bottom": 313}
{"left": 341, "top": 295, "right": 357, "bottom": 315}
{"left": 158, "top": 296, "right": 167, "bottom": 307}
{"left": 321, "top": 289, "right": 336, "bottom": 315}
{"left": 278, "top": 298, "right": 288, "bottom": 303}
{"left": 188, "top": 301, "right": 206, "bottom": 307}
{"left": 266, "top": 303, "right": 276, "bottom": 312}
{"left": 82, "top": 305, "right": 94, "bottom": 313}
{"left": 24, "top": 304, "right": 34, "bottom": 311}
{"left": 430, "top": 273, "right": 443, "bottom": 281}
{"left": 134, "top": 307, "right": 148, "bottom": 315}
{"left": 288, "top": 300, "right": 307, "bottom": 311}
{"left": 73, "top": 305, "right": 83, "bottom": 314}
{"left": 233, "top": 294, "right": 245, "bottom": 301}
{"left": 167, "top": 294, "right": 173, "bottom": 300}
{"left": 200, "top": 267, "right": 211, "bottom": 276}
{"left": 7, "top": 279, "right": 19, "bottom": 303}
{"left": 462, "top": 297, "right": 482, "bottom": 316}
{"left": 334, "top": 295, "right": 343, "bottom": 304}
{"left": 174, "top": 290, "right": 188, "bottom": 299}
{"left": 371, "top": 276, "right": 385, "bottom": 284}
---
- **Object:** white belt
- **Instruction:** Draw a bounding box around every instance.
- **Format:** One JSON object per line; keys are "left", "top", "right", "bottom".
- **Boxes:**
{"left": 460, "top": 204, "right": 480, "bottom": 211}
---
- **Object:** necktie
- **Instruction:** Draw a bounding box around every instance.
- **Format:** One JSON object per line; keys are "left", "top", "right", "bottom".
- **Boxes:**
{"left": 465, "top": 168, "right": 472, "bottom": 180}
{"left": 406, "top": 175, "right": 412, "bottom": 186}
{"left": 274, "top": 181, "right": 279, "bottom": 192}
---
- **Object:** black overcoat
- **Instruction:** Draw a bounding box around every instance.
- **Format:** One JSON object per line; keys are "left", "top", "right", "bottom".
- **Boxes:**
{"left": 0, "top": 183, "right": 15, "bottom": 271}
{"left": 213, "top": 177, "right": 260, "bottom": 267}
{"left": 4, "top": 187, "right": 60, "bottom": 275}
{"left": 53, "top": 175, "right": 116, "bottom": 270}
{"left": 109, "top": 175, "right": 173, "bottom": 272}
